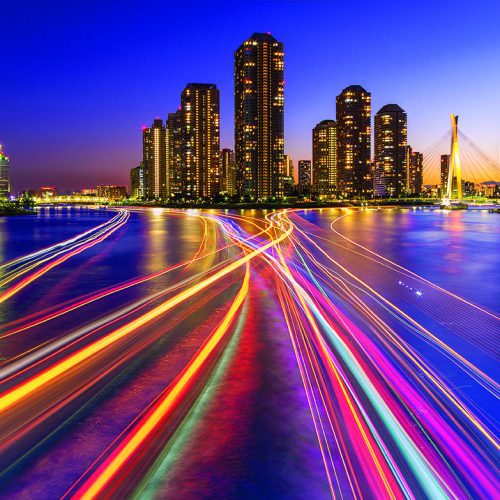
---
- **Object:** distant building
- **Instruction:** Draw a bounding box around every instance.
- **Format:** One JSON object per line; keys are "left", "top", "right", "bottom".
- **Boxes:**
{"left": 39, "top": 186, "right": 57, "bottom": 198}
{"left": 130, "top": 163, "right": 145, "bottom": 198}
{"left": 181, "top": 83, "right": 220, "bottom": 199}
{"left": 298, "top": 160, "right": 312, "bottom": 196}
{"left": 336, "top": 85, "right": 372, "bottom": 198}
{"left": 97, "top": 185, "right": 127, "bottom": 200}
{"left": 374, "top": 104, "right": 408, "bottom": 197}
{"left": 0, "top": 144, "right": 10, "bottom": 198}
{"left": 284, "top": 155, "right": 294, "bottom": 195}
{"left": 167, "top": 110, "right": 183, "bottom": 195}
{"left": 440, "top": 154, "right": 450, "bottom": 195}
{"left": 80, "top": 188, "right": 97, "bottom": 196}
{"left": 235, "top": 33, "right": 285, "bottom": 199}
{"left": 312, "top": 120, "right": 337, "bottom": 196}
{"left": 221, "top": 148, "right": 236, "bottom": 196}
{"left": 408, "top": 148, "right": 423, "bottom": 196}
{"left": 143, "top": 119, "right": 168, "bottom": 198}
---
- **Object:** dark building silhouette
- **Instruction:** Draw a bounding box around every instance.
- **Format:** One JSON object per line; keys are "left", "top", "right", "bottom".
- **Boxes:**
{"left": 336, "top": 85, "right": 372, "bottom": 198}
{"left": 130, "top": 162, "right": 145, "bottom": 198}
{"left": 298, "top": 160, "right": 312, "bottom": 196}
{"left": 312, "top": 120, "right": 337, "bottom": 196}
{"left": 234, "top": 33, "right": 285, "bottom": 199}
{"left": 440, "top": 154, "right": 450, "bottom": 194}
{"left": 374, "top": 104, "right": 408, "bottom": 197}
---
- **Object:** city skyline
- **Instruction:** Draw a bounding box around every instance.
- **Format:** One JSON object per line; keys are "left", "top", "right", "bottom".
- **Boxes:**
{"left": 2, "top": 1, "right": 500, "bottom": 192}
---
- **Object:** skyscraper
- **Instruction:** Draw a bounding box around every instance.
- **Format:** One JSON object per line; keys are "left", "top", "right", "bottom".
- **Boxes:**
{"left": 298, "top": 160, "right": 312, "bottom": 196}
{"left": 408, "top": 147, "right": 423, "bottom": 196}
{"left": 234, "top": 33, "right": 285, "bottom": 199}
{"left": 336, "top": 85, "right": 372, "bottom": 198}
{"left": 374, "top": 104, "right": 408, "bottom": 197}
{"left": 167, "top": 110, "right": 183, "bottom": 196}
{"left": 221, "top": 148, "right": 236, "bottom": 196}
{"left": 0, "top": 144, "right": 10, "bottom": 199}
{"left": 181, "top": 83, "right": 220, "bottom": 199}
{"left": 284, "top": 154, "right": 294, "bottom": 195}
{"left": 440, "top": 154, "right": 450, "bottom": 194}
{"left": 130, "top": 162, "right": 145, "bottom": 198}
{"left": 312, "top": 120, "right": 337, "bottom": 196}
{"left": 143, "top": 119, "right": 168, "bottom": 198}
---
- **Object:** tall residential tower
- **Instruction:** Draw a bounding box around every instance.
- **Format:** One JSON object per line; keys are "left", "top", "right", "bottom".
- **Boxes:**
{"left": 312, "top": 120, "right": 337, "bottom": 196}
{"left": 181, "top": 83, "right": 220, "bottom": 199}
{"left": 234, "top": 33, "right": 285, "bottom": 199}
{"left": 0, "top": 145, "right": 10, "bottom": 199}
{"left": 374, "top": 104, "right": 408, "bottom": 197}
{"left": 336, "top": 85, "right": 372, "bottom": 198}
{"left": 143, "top": 119, "right": 168, "bottom": 198}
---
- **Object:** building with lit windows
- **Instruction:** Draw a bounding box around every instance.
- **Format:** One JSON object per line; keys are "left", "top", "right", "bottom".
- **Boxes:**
{"left": 167, "top": 110, "right": 183, "bottom": 195}
{"left": 336, "top": 85, "right": 372, "bottom": 198}
{"left": 0, "top": 144, "right": 10, "bottom": 199}
{"left": 221, "top": 148, "right": 236, "bottom": 196}
{"left": 440, "top": 154, "right": 450, "bottom": 195}
{"left": 143, "top": 119, "right": 168, "bottom": 198}
{"left": 284, "top": 155, "right": 294, "bottom": 195}
{"left": 96, "top": 185, "right": 127, "bottom": 200}
{"left": 234, "top": 33, "right": 285, "bottom": 199}
{"left": 130, "top": 163, "right": 145, "bottom": 198}
{"left": 407, "top": 147, "right": 423, "bottom": 196}
{"left": 312, "top": 120, "right": 337, "bottom": 196}
{"left": 181, "top": 83, "right": 220, "bottom": 199}
{"left": 298, "top": 160, "right": 312, "bottom": 196}
{"left": 374, "top": 104, "right": 408, "bottom": 198}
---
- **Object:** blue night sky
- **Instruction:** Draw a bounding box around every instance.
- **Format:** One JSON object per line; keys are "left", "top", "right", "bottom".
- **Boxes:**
{"left": 2, "top": 0, "right": 500, "bottom": 192}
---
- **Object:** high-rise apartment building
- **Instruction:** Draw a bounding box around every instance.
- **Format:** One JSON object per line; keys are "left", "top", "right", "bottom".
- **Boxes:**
{"left": 0, "top": 144, "right": 10, "bottom": 199}
{"left": 234, "top": 33, "right": 285, "bottom": 199}
{"left": 143, "top": 119, "right": 168, "bottom": 198}
{"left": 167, "top": 110, "right": 183, "bottom": 195}
{"left": 336, "top": 85, "right": 372, "bottom": 198}
{"left": 440, "top": 154, "right": 450, "bottom": 194}
{"left": 284, "top": 154, "right": 294, "bottom": 194}
{"left": 312, "top": 120, "right": 337, "bottom": 196}
{"left": 221, "top": 148, "right": 236, "bottom": 196}
{"left": 181, "top": 83, "right": 220, "bottom": 199}
{"left": 374, "top": 104, "right": 408, "bottom": 197}
{"left": 298, "top": 160, "right": 312, "bottom": 196}
{"left": 407, "top": 147, "right": 423, "bottom": 196}
{"left": 130, "top": 162, "right": 145, "bottom": 198}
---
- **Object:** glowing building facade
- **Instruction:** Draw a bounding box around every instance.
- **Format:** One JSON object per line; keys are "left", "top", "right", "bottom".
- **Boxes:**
{"left": 408, "top": 147, "right": 423, "bottom": 196}
{"left": 234, "top": 33, "right": 285, "bottom": 199}
{"left": 221, "top": 148, "right": 236, "bottom": 196}
{"left": 167, "top": 110, "right": 183, "bottom": 195}
{"left": 143, "top": 119, "right": 168, "bottom": 198}
{"left": 0, "top": 145, "right": 10, "bottom": 199}
{"left": 181, "top": 83, "right": 220, "bottom": 199}
{"left": 312, "top": 120, "right": 337, "bottom": 196}
{"left": 374, "top": 104, "right": 408, "bottom": 197}
{"left": 336, "top": 85, "right": 372, "bottom": 198}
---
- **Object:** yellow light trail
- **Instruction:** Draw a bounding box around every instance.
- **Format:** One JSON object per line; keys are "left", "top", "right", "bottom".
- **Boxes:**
{"left": 73, "top": 262, "right": 251, "bottom": 499}
{"left": 0, "top": 215, "right": 292, "bottom": 414}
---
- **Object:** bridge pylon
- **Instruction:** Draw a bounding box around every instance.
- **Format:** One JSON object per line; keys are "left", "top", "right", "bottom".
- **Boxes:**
{"left": 445, "top": 114, "right": 463, "bottom": 202}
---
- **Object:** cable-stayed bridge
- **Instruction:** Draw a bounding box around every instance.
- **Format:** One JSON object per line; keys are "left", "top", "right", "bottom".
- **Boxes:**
{"left": 422, "top": 115, "right": 500, "bottom": 206}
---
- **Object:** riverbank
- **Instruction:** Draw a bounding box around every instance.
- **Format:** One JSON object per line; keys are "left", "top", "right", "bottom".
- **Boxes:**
{"left": 0, "top": 202, "right": 36, "bottom": 216}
